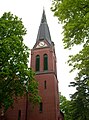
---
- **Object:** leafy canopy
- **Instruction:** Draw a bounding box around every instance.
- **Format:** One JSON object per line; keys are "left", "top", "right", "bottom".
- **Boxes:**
{"left": 51, "top": 0, "right": 89, "bottom": 49}
{"left": 0, "top": 12, "right": 40, "bottom": 111}
{"left": 60, "top": 95, "right": 72, "bottom": 120}
{"left": 51, "top": 0, "right": 89, "bottom": 119}
{"left": 69, "top": 78, "right": 89, "bottom": 120}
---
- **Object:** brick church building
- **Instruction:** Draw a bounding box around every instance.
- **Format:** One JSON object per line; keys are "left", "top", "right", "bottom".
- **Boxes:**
{"left": 0, "top": 10, "right": 64, "bottom": 120}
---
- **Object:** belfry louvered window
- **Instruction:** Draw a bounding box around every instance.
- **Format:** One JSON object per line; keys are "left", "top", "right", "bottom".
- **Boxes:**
{"left": 36, "top": 55, "right": 40, "bottom": 71}
{"left": 44, "top": 54, "right": 48, "bottom": 71}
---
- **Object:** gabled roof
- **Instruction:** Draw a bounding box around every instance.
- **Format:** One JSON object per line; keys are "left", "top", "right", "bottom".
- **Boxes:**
{"left": 36, "top": 9, "right": 52, "bottom": 44}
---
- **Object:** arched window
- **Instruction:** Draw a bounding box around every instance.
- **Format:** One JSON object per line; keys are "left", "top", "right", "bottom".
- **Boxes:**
{"left": 44, "top": 54, "right": 48, "bottom": 71}
{"left": 36, "top": 55, "right": 40, "bottom": 72}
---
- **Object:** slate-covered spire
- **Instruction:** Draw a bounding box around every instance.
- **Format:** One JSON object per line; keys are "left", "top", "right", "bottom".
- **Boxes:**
{"left": 41, "top": 9, "right": 47, "bottom": 23}
{"left": 36, "top": 9, "right": 52, "bottom": 44}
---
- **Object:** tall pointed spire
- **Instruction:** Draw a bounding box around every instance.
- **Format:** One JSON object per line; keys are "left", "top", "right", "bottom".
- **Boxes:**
{"left": 36, "top": 9, "right": 52, "bottom": 44}
{"left": 41, "top": 9, "right": 47, "bottom": 23}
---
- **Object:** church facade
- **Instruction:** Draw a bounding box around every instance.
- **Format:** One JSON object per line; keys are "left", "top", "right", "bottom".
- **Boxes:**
{"left": 0, "top": 10, "right": 64, "bottom": 120}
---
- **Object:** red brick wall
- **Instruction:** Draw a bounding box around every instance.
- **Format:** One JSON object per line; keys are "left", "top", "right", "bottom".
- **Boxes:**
{"left": 4, "top": 97, "right": 27, "bottom": 120}
{"left": 31, "top": 47, "right": 56, "bottom": 73}
{"left": 28, "top": 74, "right": 59, "bottom": 120}
{"left": 29, "top": 44, "right": 60, "bottom": 120}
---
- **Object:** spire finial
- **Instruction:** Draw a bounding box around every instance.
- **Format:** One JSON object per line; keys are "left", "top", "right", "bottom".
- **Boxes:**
{"left": 41, "top": 8, "right": 47, "bottom": 23}
{"left": 43, "top": 6, "right": 45, "bottom": 10}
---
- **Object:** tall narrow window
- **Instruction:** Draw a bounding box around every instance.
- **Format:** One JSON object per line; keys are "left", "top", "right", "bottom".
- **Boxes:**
{"left": 39, "top": 102, "right": 43, "bottom": 112}
{"left": 44, "top": 54, "right": 48, "bottom": 71}
{"left": 44, "top": 80, "right": 47, "bottom": 89}
{"left": 18, "top": 110, "right": 21, "bottom": 120}
{"left": 36, "top": 55, "right": 40, "bottom": 71}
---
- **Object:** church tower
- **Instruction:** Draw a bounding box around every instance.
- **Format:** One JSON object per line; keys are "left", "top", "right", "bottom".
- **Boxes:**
{"left": 0, "top": 10, "right": 63, "bottom": 120}
{"left": 28, "top": 10, "right": 60, "bottom": 120}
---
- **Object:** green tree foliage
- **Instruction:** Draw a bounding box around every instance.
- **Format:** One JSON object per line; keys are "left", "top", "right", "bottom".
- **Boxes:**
{"left": 68, "top": 45, "right": 89, "bottom": 117}
{"left": 51, "top": 0, "right": 89, "bottom": 49}
{"left": 60, "top": 95, "right": 72, "bottom": 120}
{"left": 51, "top": 0, "right": 89, "bottom": 119}
{"left": 69, "top": 79, "right": 89, "bottom": 120}
{"left": 0, "top": 12, "right": 40, "bottom": 111}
